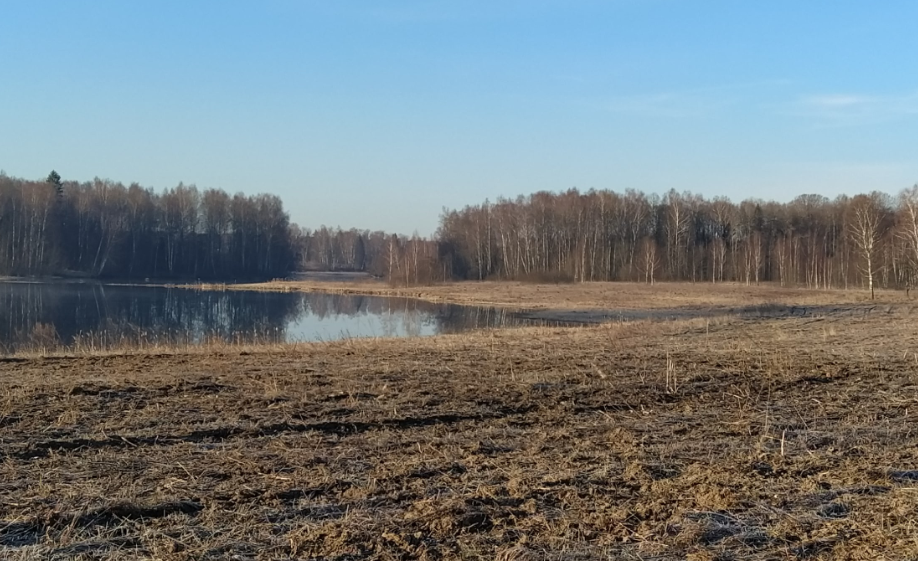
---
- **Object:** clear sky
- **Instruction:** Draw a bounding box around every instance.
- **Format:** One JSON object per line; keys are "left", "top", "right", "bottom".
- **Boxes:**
{"left": 2, "top": 1, "right": 916, "bottom": 235}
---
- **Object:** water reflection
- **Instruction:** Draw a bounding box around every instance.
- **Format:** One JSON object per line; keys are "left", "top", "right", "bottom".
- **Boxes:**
{"left": 0, "top": 282, "right": 550, "bottom": 353}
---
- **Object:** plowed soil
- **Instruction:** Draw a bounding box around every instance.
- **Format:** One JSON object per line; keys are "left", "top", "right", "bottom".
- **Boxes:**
{"left": 3, "top": 292, "right": 918, "bottom": 559}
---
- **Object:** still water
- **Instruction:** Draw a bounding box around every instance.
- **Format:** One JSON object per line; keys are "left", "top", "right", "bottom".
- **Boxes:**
{"left": 0, "top": 281, "right": 544, "bottom": 353}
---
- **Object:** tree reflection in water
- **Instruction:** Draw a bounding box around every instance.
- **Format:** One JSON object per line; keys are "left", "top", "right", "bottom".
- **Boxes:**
{"left": 0, "top": 282, "right": 560, "bottom": 354}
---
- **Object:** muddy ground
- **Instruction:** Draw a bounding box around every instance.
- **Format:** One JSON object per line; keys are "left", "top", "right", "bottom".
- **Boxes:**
{"left": 2, "top": 297, "right": 918, "bottom": 559}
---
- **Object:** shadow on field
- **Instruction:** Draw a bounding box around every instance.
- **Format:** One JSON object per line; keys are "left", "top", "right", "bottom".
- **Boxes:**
{"left": 10, "top": 406, "right": 534, "bottom": 460}
{"left": 517, "top": 302, "right": 907, "bottom": 323}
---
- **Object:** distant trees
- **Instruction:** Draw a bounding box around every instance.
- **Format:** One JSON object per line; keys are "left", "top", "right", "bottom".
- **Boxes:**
{"left": 898, "top": 186, "right": 918, "bottom": 285}
{"left": 435, "top": 186, "right": 918, "bottom": 295}
{"left": 7, "top": 169, "right": 918, "bottom": 296}
{"left": 0, "top": 172, "right": 296, "bottom": 280}
{"left": 292, "top": 226, "right": 443, "bottom": 285}
{"left": 0, "top": 170, "right": 442, "bottom": 285}
{"left": 0, "top": 174, "right": 59, "bottom": 274}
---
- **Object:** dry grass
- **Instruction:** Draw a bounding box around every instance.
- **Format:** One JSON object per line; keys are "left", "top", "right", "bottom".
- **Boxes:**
{"left": 3, "top": 294, "right": 918, "bottom": 559}
{"left": 177, "top": 279, "right": 909, "bottom": 312}
{"left": 6, "top": 328, "right": 295, "bottom": 360}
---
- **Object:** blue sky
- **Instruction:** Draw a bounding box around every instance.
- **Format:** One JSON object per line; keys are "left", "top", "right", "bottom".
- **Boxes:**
{"left": 2, "top": 1, "right": 916, "bottom": 235}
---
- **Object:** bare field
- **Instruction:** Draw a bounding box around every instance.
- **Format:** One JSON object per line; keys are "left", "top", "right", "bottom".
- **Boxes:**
{"left": 3, "top": 291, "right": 918, "bottom": 559}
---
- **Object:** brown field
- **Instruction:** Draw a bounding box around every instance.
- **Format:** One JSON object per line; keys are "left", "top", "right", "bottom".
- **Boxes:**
{"left": 180, "top": 279, "right": 906, "bottom": 312}
{"left": 3, "top": 284, "right": 918, "bottom": 559}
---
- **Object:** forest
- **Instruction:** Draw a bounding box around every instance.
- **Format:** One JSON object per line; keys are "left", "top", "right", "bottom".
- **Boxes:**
{"left": 0, "top": 171, "right": 427, "bottom": 281}
{"left": 3, "top": 170, "right": 918, "bottom": 293}
{"left": 0, "top": 172, "right": 296, "bottom": 280}
{"left": 437, "top": 187, "right": 918, "bottom": 295}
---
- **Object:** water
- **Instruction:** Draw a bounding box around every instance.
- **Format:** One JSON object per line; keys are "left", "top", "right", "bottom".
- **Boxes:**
{"left": 0, "top": 281, "right": 545, "bottom": 353}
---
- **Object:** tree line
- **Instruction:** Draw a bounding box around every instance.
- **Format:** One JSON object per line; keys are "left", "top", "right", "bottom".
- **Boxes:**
{"left": 0, "top": 171, "right": 436, "bottom": 283}
{"left": 5, "top": 170, "right": 918, "bottom": 295}
{"left": 437, "top": 187, "right": 918, "bottom": 297}
{"left": 0, "top": 172, "right": 295, "bottom": 279}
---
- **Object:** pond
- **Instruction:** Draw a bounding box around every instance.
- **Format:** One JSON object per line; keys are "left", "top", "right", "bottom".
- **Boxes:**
{"left": 0, "top": 281, "right": 550, "bottom": 354}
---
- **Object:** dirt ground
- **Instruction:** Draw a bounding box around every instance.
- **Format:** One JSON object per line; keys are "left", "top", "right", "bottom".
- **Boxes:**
{"left": 3, "top": 286, "right": 918, "bottom": 559}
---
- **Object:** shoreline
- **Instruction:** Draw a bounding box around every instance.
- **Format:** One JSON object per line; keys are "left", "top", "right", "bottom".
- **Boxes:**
{"left": 172, "top": 278, "right": 908, "bottom": 306}
{"left": 168, "top": 279, "right": 910, "bottom": 326}
{"left": 1, "top": 279, "right": 908, "bottom": 355}
{"left": 4, "top": 275, "right": 907, "bottom": 313}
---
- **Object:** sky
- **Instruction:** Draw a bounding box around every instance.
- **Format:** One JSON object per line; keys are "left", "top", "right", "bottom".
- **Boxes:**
{"left": 2, "top": 1, "right": 917, "bottom": 235}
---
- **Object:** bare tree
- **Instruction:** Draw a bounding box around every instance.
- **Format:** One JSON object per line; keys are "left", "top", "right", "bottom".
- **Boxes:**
{"left": 898, "top": 185, "right": 918, "bottom": 286}
{"left": 640, "top": 236, "right": 660, "bottom": 285}
{"left": 848, "top": 192, "right": 891, "bottom": 299}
